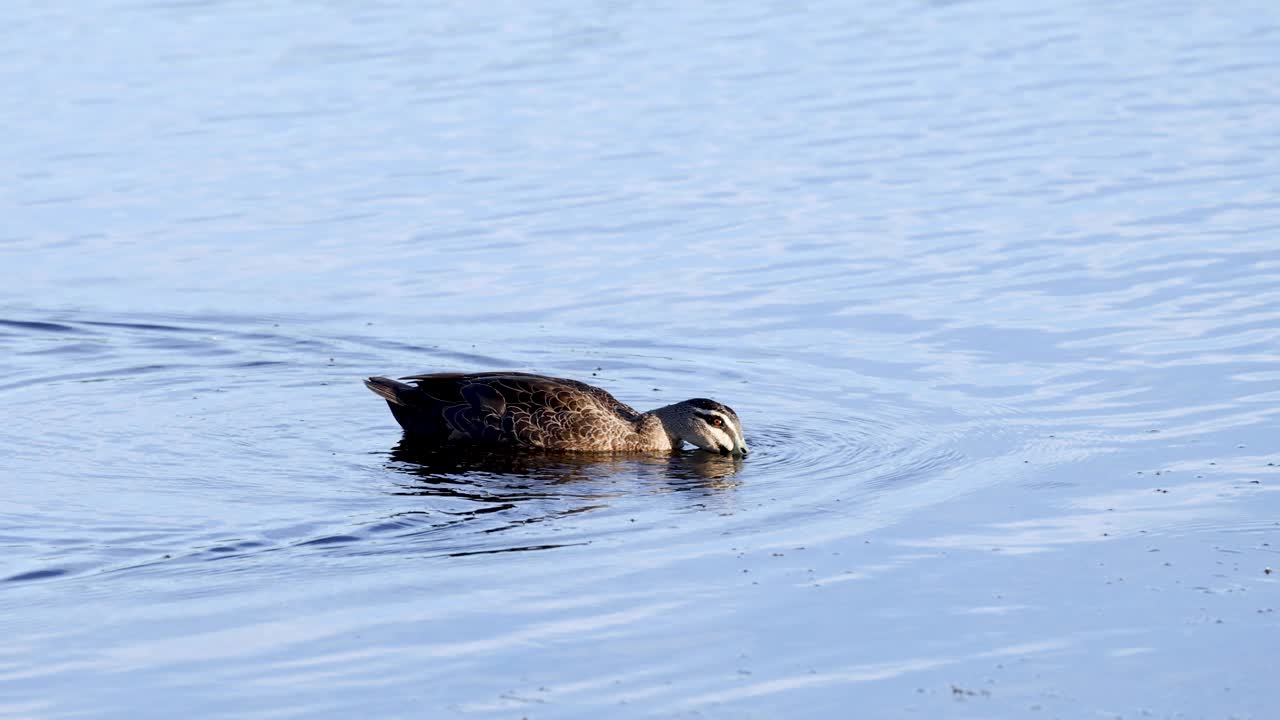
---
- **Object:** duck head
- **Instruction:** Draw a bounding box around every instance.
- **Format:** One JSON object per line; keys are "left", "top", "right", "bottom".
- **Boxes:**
{"left": 653, "top": 398, "right": 749, "bottom": 457}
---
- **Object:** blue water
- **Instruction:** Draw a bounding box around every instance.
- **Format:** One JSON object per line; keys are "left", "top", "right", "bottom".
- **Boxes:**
{"left": 3, "top": 1, "right": 1279, "bottom": 717}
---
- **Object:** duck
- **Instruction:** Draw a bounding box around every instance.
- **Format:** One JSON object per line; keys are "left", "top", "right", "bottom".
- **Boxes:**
{"left": 365, "top": 371, "right": 748, "bottom": 456}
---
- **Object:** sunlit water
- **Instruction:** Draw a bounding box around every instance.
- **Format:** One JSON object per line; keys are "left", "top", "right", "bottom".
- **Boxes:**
{"left": 3, "top": 0, "right": 1279, "bottom": 717}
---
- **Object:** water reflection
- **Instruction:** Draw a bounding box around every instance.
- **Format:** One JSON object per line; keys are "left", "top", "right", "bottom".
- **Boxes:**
{"left": 387, "top": 437, "right": 743, "bottom": 490}
{"left": 372, "top": 438, "right": 743, "bottom": 556}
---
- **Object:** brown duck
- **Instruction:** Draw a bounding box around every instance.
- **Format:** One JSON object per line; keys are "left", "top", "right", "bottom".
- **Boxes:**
{"left": 365, "top": 372, "right": 748, "bottom": 456}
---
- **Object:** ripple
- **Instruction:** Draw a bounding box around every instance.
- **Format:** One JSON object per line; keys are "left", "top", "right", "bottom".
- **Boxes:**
{"left": 0, "top": 319, "right": 86, "bottom": 334}
{"left": 4, "top": 568, "right": 68, "bottom": 583}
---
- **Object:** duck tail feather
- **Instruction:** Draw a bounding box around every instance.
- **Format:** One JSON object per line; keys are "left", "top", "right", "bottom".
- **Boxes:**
{"left": 364, "top": 376, "right": 415, "bottom": 406}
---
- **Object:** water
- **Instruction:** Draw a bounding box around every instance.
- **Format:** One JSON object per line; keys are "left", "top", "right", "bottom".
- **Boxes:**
{"left": 3, "top": 0, "right": 1279, "bottom": 717}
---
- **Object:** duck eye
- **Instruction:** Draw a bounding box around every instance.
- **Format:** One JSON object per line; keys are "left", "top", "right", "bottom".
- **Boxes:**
{"left": 711, "top": 418, "right": 723, "bottom": 427}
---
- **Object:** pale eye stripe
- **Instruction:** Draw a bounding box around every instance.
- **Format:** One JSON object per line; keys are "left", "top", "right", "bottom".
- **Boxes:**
{"left": 705, "top": 423, "right": 733, "bottom": 445}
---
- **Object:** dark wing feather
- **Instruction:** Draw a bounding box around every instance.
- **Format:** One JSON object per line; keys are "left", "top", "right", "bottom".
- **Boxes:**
{"left": 395, "top": 372, "right": 640, "bottom": 448}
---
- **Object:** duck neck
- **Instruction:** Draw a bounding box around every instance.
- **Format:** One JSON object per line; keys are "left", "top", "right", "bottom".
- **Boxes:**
{"left": 646, "top": 403, "right": 687, "bottom": 450}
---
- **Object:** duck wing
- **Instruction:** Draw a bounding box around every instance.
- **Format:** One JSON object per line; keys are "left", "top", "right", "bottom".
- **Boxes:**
{"left": 383, "top": 372, "right": 641, "bottom": 448}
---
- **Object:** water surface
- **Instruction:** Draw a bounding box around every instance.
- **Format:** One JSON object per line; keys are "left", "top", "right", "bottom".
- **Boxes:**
{"left": 2, "top": 0, "right": 1279, "bottom": 717}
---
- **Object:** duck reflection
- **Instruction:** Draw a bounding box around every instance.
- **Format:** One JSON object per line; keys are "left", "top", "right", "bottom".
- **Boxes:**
{"left": 387, "top": 437, "right": 742, "bottom": 492}
{"left": 375, "top": 438, "right": 742, "bottom": 557}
